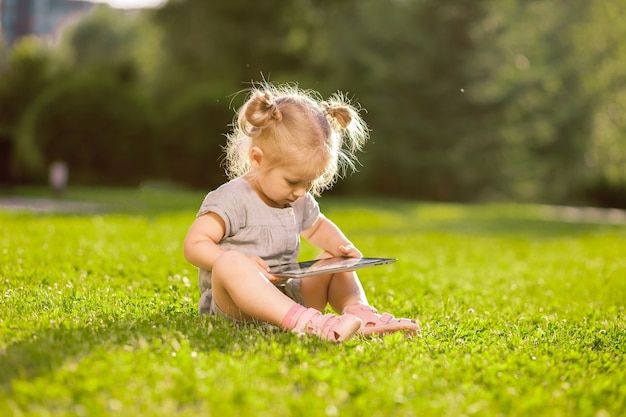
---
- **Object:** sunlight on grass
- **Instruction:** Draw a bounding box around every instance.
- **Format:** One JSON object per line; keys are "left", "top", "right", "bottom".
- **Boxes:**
{"left": 1, "top": 188, "right": 624, "bottom": 416}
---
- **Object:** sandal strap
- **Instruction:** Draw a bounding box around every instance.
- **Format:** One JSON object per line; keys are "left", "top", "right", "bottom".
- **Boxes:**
{"left": 314, "top": 314, "right": 362, "bottom": 341}
{"left": 292, "top": 308, "right": 362, "bottom": 342}
{"left": 291, "top": 308, "right": 322, "bottom": 335}
{"left": 378, "top": 312, "right": 396, "bottom": 324}
{"left": 344, "top": 303, "right": 420, "bottom": 337}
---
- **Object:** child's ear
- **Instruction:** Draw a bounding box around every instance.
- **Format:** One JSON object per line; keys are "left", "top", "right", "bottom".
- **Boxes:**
{"left": 249, "top": 146, "right": 264, "bottom": 169}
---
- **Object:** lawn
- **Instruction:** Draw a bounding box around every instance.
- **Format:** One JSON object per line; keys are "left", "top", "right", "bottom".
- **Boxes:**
{"left": 1, "top": 187, "right": 624, "bottom": 417}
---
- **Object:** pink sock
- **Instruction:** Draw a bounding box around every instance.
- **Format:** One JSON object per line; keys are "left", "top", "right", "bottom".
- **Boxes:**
{"left": 281, "top": 304, "right": 307, "bottom": 330}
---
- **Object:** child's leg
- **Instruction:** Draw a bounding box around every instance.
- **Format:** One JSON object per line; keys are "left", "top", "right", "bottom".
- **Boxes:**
{"left": 300, "top": 269, "right": 368, "bottom": 313}
{"left": 211, "top": 251, "right": 362, "bottom": 342}
{"left": 211, "top": 250, "right": 294, "bottom": 324}
{"left": 300, "top": 265, "right": 420, "bottom": 337}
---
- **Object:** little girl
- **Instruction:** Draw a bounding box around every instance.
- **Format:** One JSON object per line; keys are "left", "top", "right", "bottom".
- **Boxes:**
{"left": 183, "top": 83, "right": 419, "bottom": 342}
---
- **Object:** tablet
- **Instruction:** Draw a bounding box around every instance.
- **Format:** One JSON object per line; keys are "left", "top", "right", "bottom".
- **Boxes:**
{"left": 270, "top": 256, "right": 397, "bottom": 279}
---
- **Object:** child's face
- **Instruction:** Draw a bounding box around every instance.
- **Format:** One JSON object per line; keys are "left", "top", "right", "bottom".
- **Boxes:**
{"left": 249, "top": 157, "right": 324, "bottom": 208}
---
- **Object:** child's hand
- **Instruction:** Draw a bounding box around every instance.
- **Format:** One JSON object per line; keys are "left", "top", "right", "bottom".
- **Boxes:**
{"left": 248, "top": 255, "right": 284, "bottom": 284}
{"left": 248, "top": 255, "right": 270, "bottom": 273}
{"left": 339, "top": 244, "right": 362, "bottom": 258}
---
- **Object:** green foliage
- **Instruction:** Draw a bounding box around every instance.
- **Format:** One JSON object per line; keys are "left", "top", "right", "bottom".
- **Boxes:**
{"left": 148, "top": 0, "right": 626, "bottom": 205}
{"left": 573, "top": 1, "right": 626, "bottom": 203}
{"left": 0, "top": 37, "right": 54, "bottom": 134}
{"left": 14, "top": 73, "right": 157, "bottom": 185}
{"left": 57, "top": 5, "right": 159, "bottom": 85}
{"left": 151, "top": 0, "right": 309, "bottom": 99}
{"left": 0, "top": 37, "right": 56, "bottom": 185}
{"left": 1, "top": 0, "right": 626, "bottom": 205}
{"left": 1, "top": 190, "right": 625, "bottom": 416}
{"left": 470, "top": 1, "right": 597, "bottom": 202}
{"left": 157, "top": 84, "right": 231, "bottom": 189}
{"left": 318, "top": 0, "right": 497, "bottom": 200}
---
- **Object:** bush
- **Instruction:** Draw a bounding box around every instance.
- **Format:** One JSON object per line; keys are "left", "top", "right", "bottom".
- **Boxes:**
{"left": 0, "top": 37, "right": 55, "bottom": 186}
{"left": 583, "top": 178, "right": 626, "bottom": 209}
{"left": 157, "top": 85, "right": 233, "bottom": 189}
{"left": 14, "top": 73, "right": 157, "bottom": 185}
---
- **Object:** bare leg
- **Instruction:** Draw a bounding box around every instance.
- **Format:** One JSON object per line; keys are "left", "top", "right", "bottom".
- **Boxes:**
{"left": 299, "top": 251, "right": 369, "bottom": 312}
{"left": 298, "top": 254, "right": 420, "bottom": 337}
{"left": 301, "top": 270, "right": 369, "bottom": 313}
{"left": 211, "top": 251, "right": 295, "bottom": 324}
{"left": 211, "top": 251, "right": 363, "bottom": 341}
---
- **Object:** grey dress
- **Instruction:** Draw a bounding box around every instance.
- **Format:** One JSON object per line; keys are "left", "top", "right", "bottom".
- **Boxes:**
{"left": 195, "top": 177, "right": 320, "bottom": 314}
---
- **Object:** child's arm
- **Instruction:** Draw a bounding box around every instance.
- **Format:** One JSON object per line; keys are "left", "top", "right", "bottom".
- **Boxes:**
{"left": 301, "top": 214, "right": 362, "bottom": 258}
{"left": 183, "top": 212, "right": 272, "bottom": 274}
{"left": 183, "top": 213, "right": 228, "bottom": 271}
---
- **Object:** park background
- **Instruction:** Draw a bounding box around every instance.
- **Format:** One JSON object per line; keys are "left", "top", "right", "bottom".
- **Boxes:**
{"left": 1, "top": 0, "right": 625, "bottom": 207}
{"left": 1, "top": 2, "right": 625, "bottom": 416}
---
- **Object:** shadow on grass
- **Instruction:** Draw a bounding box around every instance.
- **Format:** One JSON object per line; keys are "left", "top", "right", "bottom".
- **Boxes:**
{"left": 0, "top": 310, "right": 295, "bottom": 391}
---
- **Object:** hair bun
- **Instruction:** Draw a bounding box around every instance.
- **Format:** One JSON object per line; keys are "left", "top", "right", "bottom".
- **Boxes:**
{"left": 242, "top": 91, "right": 282, "bottom": 136}
{"left": 323, "top": 102, "right": 352, "bottom": 130}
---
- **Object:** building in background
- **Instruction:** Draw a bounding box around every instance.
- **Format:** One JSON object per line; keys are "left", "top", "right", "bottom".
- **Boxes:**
{"left": 1, "top": 0, "right": 94, "bottom": 46}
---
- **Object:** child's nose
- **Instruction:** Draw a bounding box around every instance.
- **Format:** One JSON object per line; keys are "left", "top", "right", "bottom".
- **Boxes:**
{"left": 293, "top": 186, "right": 307, "bottom": 198}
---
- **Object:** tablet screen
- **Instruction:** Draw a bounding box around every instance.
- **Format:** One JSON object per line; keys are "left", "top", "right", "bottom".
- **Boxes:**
{"left": 270, "top": 257, "right": 397, "bottom": 279}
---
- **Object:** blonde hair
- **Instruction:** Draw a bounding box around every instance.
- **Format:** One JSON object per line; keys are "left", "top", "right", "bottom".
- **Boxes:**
{"left": 223, "top": 82, "right": 369, "bottom": 196}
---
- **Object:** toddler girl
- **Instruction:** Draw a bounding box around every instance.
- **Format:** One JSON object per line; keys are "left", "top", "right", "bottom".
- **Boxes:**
{"left": 183, "top": 83, "right": 419, "bottom": 342}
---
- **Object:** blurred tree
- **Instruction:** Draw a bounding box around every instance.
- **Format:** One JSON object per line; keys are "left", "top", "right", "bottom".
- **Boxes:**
{"left": 0, "top": 36, "right": 55, "bottom": 185}
{"left": 14, "top": 74, "right": 157, "bottom": 185}
{"left": 56, "top": 5, "right": 158, "bottom": 84}
{"left": 299, "top": 0, "right": 495, "bottom": 200}
{"left": 574, "top": 1, "right": 626, "bottom": 207}
{"left": 304, "top": 0, "right": 626, "bottom": 205}
{"left": 468, "top": 0, "right": 597, "bottom": 203}
{"left": 10, "top": 5, "right": 164, "bottom": 185}
{"left": 3, "top": 0, "right": 624, "bottom": 206}
{"left": 152, "top": 0, "right": 311, "bottom": 100}
{"left": 463, "top": 0, "right": 626, "bottom": 206}
{"left": 157, "top": 84, "right": 231, "bottom": 189}
{"left": 149, "top": 0, "right": 318, "bottom": 189}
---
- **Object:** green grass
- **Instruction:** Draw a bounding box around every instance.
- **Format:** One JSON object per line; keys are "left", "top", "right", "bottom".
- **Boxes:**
{"left": 1, "top": 187, "right": 624, "bottom": 416}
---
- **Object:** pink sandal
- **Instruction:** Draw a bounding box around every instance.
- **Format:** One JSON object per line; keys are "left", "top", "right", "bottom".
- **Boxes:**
{"left": 344, "top": 303, "right": 420, "bottom": 337}
{"left": 283, "top": 306, "right": 362, "bottom": 342}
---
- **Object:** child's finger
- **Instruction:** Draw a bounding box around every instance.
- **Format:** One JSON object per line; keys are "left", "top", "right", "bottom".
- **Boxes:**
{"left": 266, "top": 273, "right": 285, "bottom": 284}
{"left": 250, "top": 255, "right": 270, "bottom": 272}
{"left": 340, "top": 244, "right": 354, "bottom": 253}
{"left": 339, "top": 245, "right": 362, "bottom": 258}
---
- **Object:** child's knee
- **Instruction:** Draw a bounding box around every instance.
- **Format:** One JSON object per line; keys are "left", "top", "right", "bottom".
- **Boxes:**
{"left": 212, "top": 250, "right": 250, "bottom": 278}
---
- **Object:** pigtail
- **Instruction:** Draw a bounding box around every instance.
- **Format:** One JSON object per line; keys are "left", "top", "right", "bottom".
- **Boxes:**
{"left": 240, "top": 91, "right": 282, "bottom": 137}
{"left": 323, "top": 95, "right": 368, "bottom": 150}
{"left": 320, "top": 94, "right": 369, "bottom": 185}
{"left": 322, "top": 102, "right": 352, "bottom": 130}
{"left": 222, "top": 82, "right": 370, "bottom": 195}
{"left": 224, "top": 90, "right": 283, "bottom": 179}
